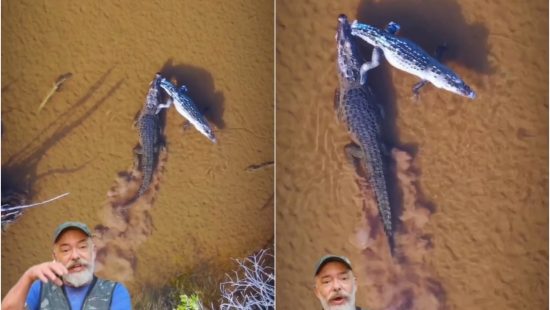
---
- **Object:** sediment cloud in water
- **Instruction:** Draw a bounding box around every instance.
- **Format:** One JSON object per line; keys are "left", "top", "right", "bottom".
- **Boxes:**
{"left": 350, "top": 148, "right": 446, "bottom": 310}
{"left": 93, "top": 150, "right": 168, "bottom": 282}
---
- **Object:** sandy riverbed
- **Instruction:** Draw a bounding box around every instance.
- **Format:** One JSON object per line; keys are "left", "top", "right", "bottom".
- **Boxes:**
{"left": 2, "top": 0, "right": 274, "bottom": 305}
{"left": 276, "top": 0, "right": 548, "bottom": 309}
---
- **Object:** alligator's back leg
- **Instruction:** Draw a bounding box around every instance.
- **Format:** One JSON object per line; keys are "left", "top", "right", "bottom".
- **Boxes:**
{"left": 344, "top": 143, "right": 372, "bottom": 190}
{"left": 133, "top": 145, "right": 143, "bottom": 170}
{"left": 385, "top": 21, "right": 400, "bottom": 35}
{"left": 412, "top": 44, "right": 448, "bottom": 98}
{"left": 359, "top": 47, "right": 381, "bottom": 85}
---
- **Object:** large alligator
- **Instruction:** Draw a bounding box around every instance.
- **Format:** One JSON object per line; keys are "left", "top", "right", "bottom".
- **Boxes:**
{"left": 350, "top": 20, "right": 476, "bottom": 99}
{"left": 135, "top": 74, "right": 167, "bottom": 197}
{"left": 335, "top": 14, "right": 395, "bottom": 254}
{"left": 157, "top": 76, "right": 217, "bottom": 143}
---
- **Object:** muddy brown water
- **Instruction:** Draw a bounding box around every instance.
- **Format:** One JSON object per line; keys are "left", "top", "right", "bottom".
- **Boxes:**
{"left": 1, "top": 0, "right": 274, "bottom": 305}
{"left": 2, "top": 0, "right": 548, "bottom": 309}
{"left": 276, "top": 0, "right": 547, "bottom": 309}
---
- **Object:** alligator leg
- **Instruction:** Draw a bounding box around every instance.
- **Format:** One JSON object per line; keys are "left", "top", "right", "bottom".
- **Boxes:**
{"left": 433, "top": 43, "right": 448, "bottom": 61}
{"left": 346, "top": 141, "right": 366, "bottom": 157}
{"left": 133, "top": 146, "right": 143, "bottom": 170}
{"left": 359, "top": 47, "right": 381, "bottom": 85}
{"left": 344, "top": 142, "right": 366, "bottom": 175}
{"left": 412, "top": 80, "right": 429, "bottom": 99}
{"left": 155, "top": 97, "right": 172, "bottom": 114}
{"left": 384, "top": 21, "right": 400, "bottom": 35}
{"left": 411, "top": 44, "right": 448, "bottom": 99}
{"left": 181, "top": 120, "right": 192, "bottom": 132}
{"left": 345, "top": 143, "right": 373, "bottom": 192}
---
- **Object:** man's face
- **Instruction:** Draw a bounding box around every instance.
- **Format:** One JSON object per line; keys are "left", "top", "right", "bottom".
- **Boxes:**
{"left": 52, "top": 229, "right": 96, "bottom": 287}
{"left": 314, "top": 261, "right": 357, "bottom": 310}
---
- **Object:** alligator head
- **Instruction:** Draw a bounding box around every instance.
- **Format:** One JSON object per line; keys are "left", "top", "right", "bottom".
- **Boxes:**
{"left": 336, "top": 14, "right": 363, "bottom": 86}
{"left": 437, "top": 70, "right": 477, "bottom": 99}
{"left": 195, "top": 121, "right": 217, "bottom": 144}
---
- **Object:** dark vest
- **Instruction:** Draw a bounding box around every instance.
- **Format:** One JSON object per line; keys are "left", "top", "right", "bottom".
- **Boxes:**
{"left": 39, "top": 276, "right": 117, "bottom": 310}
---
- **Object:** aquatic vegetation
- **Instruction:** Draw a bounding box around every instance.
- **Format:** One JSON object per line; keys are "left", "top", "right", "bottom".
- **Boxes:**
{"left": 176, "top": 294, "right": 204, "bottom": 310}
{"left": 1, "top": 191, "right": 69, "bottom": 230}
{"left": 133, "top": 248, "right": 274, "bottom": 310}
{"left": 219, "top": 248, "right": 274, "bottom": 310}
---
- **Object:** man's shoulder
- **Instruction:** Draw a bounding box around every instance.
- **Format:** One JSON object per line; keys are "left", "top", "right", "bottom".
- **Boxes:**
{"left": 94, "top": 277, "right": 126, "bottom": 289}
{"left": 94, "top": 277, "right": 132, "bottom": 309}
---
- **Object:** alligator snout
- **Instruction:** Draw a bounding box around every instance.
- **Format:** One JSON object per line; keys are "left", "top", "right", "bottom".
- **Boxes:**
{"left": 338, "top": 14, "right": 348, "bottom": 23}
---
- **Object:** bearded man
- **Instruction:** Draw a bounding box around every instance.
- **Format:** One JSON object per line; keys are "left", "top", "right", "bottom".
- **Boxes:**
{"left": 2, "top": 221, "right": 131, "bottom": 310}
{"left": 314, "top": 255, "right": 366, "bottom": 310}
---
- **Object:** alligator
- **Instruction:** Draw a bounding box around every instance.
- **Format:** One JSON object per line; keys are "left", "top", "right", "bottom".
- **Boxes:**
{"left": 157, "top": 76, "right": 217, "bottom": 143}
{"left": 350, "top": 20, "right": 476, "bottom": 99}
{"left": 335, "top": 14, "right": 395, "bottom": 254}
{"left": 135, "top": 74, "right": 168, "bottom": 197}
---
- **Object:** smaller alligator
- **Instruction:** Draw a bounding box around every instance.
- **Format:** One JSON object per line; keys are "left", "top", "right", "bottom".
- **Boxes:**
{"left": 136, "top": 74, "right": 167, "bottom": 197}
{"left": 350, "top": 20, "right": 476, "bottom": 99}
{"left": 335, "top": 14, "right": 395, "bottom": 254}
{"left": 157, "top": 76, "right": 217, "bottom": 143}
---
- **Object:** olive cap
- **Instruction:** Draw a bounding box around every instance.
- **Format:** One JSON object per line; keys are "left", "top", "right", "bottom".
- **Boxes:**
{"left": 314, "top": 255, "right": 352, "bottom": 276}
{"left": 52, "top": 221, "right": 93, "bottom": 243}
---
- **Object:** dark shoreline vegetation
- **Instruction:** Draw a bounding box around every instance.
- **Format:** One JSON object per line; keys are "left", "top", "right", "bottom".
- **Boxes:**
{"left": 134, "top": 248, "right": 274, "bottom": 310}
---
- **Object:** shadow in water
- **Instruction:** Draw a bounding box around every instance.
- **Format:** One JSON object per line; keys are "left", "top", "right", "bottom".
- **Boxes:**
{"left": 2, "top": 68, "right": 123, "bottom": 201}
{"left": 158, "top": 59, "right": 226, "bottom": 129}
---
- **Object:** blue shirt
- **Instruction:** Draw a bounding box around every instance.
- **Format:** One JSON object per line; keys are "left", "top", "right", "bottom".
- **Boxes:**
{"left": 26, "top": 279, "right": 131, "bottom": 310}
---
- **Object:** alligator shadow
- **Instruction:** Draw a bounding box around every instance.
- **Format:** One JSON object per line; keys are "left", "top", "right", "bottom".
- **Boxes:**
{"left": 2, "top": 68, "right": 123, "bottom": 201}
{"left": 357, "top": 0, "right": 493, "bottom": 74}
{"left": 158, "top": 59, "right": 226, "bottom": 129}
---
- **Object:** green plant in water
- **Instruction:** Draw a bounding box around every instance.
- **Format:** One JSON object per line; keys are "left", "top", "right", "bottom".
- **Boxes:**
{"left": 176, "top": 294, "right": 202, "bottom": 310}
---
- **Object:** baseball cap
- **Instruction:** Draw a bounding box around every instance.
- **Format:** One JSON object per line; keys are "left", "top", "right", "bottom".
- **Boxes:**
{"left": 52, "top": 221, "right": 93, "bottom": 243}
{"left": 314, "top": 255, "right": 353, "bottom": 276}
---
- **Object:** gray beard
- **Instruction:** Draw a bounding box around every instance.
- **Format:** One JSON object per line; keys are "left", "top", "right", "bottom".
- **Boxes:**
{"left": 320, "top": 286, "right": 357, "bottom": 310}
{"left": 320, "top": 299, "right": 356, "bottom": 310}
{"left": 62, "top": 260, "right": 95, "bottom": 287}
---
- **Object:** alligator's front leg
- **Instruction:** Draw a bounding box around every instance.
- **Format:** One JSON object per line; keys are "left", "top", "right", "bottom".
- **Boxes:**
{"left": 359, "top": 47, "right": 381, "bottom": 85}
{"left": 358, "top": 21, "right": 400, "bottom": 86}
{"left": 155, "top": 97, "right": 172, "bottom": 114}
{"left": 412, "top": 44, "right": 448, "bottom": 98}
{"left": 412, "top": 80, "right": 429, "bottom": 99}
